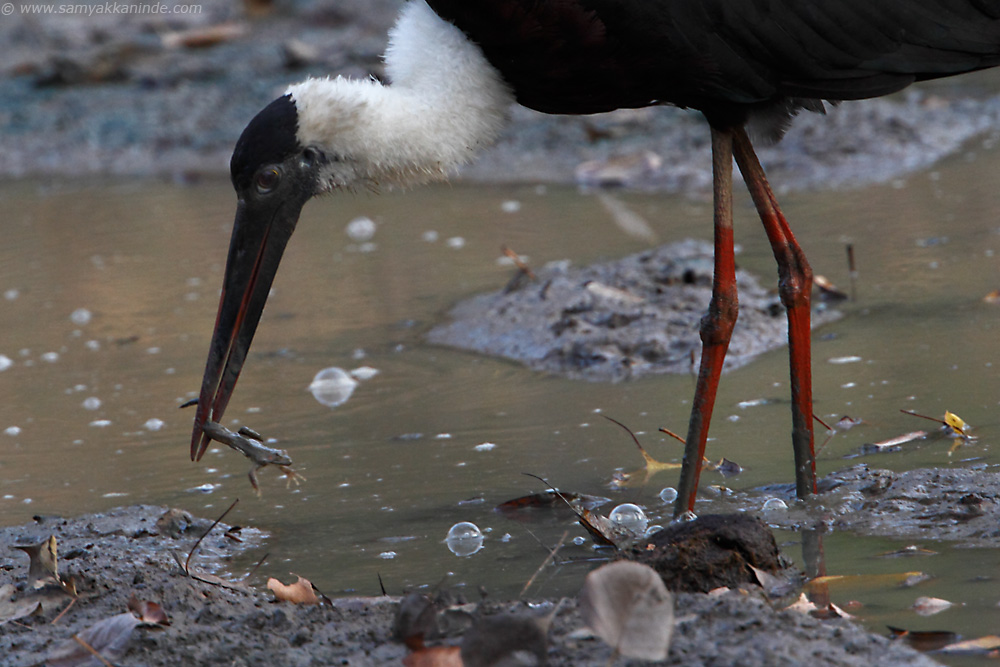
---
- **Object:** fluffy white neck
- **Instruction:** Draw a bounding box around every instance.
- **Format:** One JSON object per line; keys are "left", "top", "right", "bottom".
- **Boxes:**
{"left": 286, "top": 1, "right": 514, "bottom": 190}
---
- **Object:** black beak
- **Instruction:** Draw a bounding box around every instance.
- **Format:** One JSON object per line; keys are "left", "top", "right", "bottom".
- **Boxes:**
{"left": 190, "top": 196, "right": 304, "bottom": 460}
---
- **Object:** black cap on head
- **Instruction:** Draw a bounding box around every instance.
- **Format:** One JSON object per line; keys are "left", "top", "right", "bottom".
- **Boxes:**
{"left": 230, "top": 94, "right": 301, "bottom": 192}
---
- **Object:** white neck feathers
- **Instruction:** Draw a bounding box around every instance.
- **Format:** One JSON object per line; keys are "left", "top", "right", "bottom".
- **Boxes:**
{"left": 286, "top": 1, "right": 514, "bottom": 190}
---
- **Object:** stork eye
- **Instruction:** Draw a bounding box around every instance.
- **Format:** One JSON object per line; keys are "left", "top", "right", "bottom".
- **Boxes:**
{"left": 255, "top": 167, "right": 281, "bottom": 194}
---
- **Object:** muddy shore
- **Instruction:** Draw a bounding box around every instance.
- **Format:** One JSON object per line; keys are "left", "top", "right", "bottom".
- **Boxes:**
{"left": 0, "top": 502, "right": 947, "bottom": 666}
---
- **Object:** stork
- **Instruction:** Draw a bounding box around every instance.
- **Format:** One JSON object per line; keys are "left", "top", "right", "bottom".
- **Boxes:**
{"left": 190, "top": 0, "right": 1000, "bottom": 517}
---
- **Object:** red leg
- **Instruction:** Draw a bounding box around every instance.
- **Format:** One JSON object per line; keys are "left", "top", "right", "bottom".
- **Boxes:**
{"left": 674, "top": 126, "right": 738, "bottom": 517}
{"left": 732, "top": 126, "right": 817, "bottom": 500}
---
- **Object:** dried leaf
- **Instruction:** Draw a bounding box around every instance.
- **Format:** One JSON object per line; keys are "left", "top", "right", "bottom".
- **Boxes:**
{"left": 402, "top": 645, "right": 463, "bottom": 667}
{"left": 267, "top": 574, "right": 320, "bottom": 605}
{"left": 47, "top": 612, "right": 141, "bottom": 667}
{"left": 127, "top": 595, "right": 171, "bottom": 626}
{"left": 579, "top": 561, "right": 673, "bottom": 661}
{"left": 943, "top": 411, "right": 968, "bottom": 435}
{"left": 912, "top": 596, "right": 954, "bottom": 616}
{"left": 940, "top": 634, "right": 1000, "bottom": 655}
{"left": 577, "top": 509, "right": 619, "bottom": 547}
{"left": 0, "top": 583, "right": 43, "bottom": 625}
{"left": 806, "top": 571, "right": 930, "bottom": 592}
{"left": 858, "top": 431, "right": 927, "bottom": 454}
{"left": 784, "top": 593, "right": 853, "bottom": 619}
{"left": 495, "top": 491, "right": 609, "bottom": 518}
{"left": 748, "top": 565, "right": 797, "bottom": 598}
{"left": 984, "top": 289, "right": 1000, "bottom": 304}
{"left": 14, "top": 535, "right": 58, "bottom": 586}
{"left": 887, "top": 626, "right": 959, "bottom": 652}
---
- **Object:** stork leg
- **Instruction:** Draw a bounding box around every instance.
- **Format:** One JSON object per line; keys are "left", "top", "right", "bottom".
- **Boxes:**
{"left": 674, "top": 126, "right": 737, "bottom": 517}
{"left": 731, "top": 125, "right": 816, "bottom": 500}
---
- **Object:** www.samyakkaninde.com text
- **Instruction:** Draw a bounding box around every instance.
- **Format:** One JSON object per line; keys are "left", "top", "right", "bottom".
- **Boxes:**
{"left": 14, "top": 2, "right": 202, "bottom": 15}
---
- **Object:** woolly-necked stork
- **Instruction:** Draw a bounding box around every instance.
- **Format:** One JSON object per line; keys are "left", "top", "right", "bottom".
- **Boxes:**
{"left": 190, "top": 0, "right": 1000, "bottom": 516}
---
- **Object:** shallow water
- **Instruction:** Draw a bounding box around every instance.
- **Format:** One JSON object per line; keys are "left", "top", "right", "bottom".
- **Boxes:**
{"left": 1, "top": 139, "right": 999, "bottom": 653}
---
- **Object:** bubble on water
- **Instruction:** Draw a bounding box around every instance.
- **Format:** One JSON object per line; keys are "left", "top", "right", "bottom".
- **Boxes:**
{"left": 308, "top": 367, "right": 359, "bottom": 408}
{"left": 4, "top": 426, "right": 21, "bottom": 436}
{"left": 644, "top": 525, "right": 663, "bottom": 538}
{"left": 41, "top": 352, "right": 59, "bottom": 363}
{"left": 762, "top": 498, "right": 788, "bottom": 512}
{"left": 346, "top": 216, "right": 377, "bottom": 241}
{"left": 658, "top": 487, "right": 678, "bottom": 504}
{"left": 446, "top": 236, "right": 466, "bottom": 249}
{"left": 4, "top": 289, "right": 19, "bottom": 301}
{"left": 187, "top": 484, "right": 219, "bottom": 494}
{"left": 85, "top": 340, "right": 100, "bottom": 351}
{"left": 82, "top": 397, "right": 101, "bottom": 410}
{"left": 89, "top": 419, "right": 112, "bottom": 428}
{"left": 474, "top": 442, "right": 496, "bottom": 452}
{"left": 0, "top": 355, "right": 12, "bottom": 372}
{"left": 378, "top": 551, "right": 397, "bottom": 560}
{"left": 144, "top": 418, "right": 165, "bottom": 431}
{"left": 445, "top": 521, "right": 484, "bottom": 557}
{"left": 349, "top": 366, "right": 379, "bottom": 381}
{"left": 500, "top": 200, "right": 521, "bottom": 213}
{"left": 572, "top": 536, "right": 586, "bottom": 546}
{"left": 501, "top": 533, "right": 512, "bottom": 543}
{"left": 608, "top": 503, "right": 648, "bottom": 534}
{"left": 70, "top": 308, "right": 92, "bottom": 325}
{"left": 422, "top": 230, "right": 439, "bottom": 242}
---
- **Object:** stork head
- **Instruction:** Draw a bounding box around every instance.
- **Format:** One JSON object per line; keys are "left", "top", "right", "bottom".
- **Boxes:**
{"left": 190, "top": 94, "right": 328, "bottom": 460}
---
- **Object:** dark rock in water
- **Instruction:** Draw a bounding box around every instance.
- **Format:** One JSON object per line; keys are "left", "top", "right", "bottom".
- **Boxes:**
{"left": 627, "top": 514, "right": 783, "bottom": 593}
{"left": 428, "top": 239, "right": 840, "bottom": 381}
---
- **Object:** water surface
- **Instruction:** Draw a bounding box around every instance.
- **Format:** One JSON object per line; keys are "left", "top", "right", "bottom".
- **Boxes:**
{"left": 1, "top": 141, "right": 998, "bottom": 649}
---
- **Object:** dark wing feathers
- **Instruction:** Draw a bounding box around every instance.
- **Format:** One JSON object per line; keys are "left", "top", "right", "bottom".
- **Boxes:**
{"left": 425, "top": 0, "right": 1000, "bottom": 123}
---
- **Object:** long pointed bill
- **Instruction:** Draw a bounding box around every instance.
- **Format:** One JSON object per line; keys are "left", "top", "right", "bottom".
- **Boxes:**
{"left": 190, "top": 199, "right": 302, "bottom": 460}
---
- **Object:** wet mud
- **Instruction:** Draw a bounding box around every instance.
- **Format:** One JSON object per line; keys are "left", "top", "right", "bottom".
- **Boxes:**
{"left": 1, "top": 504, "right": 941, "bottom": 666}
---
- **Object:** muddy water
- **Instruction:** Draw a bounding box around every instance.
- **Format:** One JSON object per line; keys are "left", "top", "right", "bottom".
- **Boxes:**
{"left": 1, "top": 139, "right": 998, "bottom": 652}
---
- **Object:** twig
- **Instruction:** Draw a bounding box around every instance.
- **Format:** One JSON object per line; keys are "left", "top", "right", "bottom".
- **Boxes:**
{"left": 72, "top": 634, "right": 115, "bottom": 667}
{"left": 50, "top": 597, "right": 76, "bottom": 625}
{"left": 899, "top": 409, "right": 947, "bottom": 426}
{"left": 813, "top": 413, "right": 832, "bottom": 432}
{"left": 519, "top": 530, "right": 568, "bottom": 599}
{"left": 241, "top": 552, "right": 269, "bottom": 582}
{"left": 185, "top": 499, "right": 239, "bottom": 575}
{"left": 501, "top": 245, "right": 536, "bottom": 280}
{"left": 657, "top": 426, "right": 686, "bottom": 445}
{"left": 846, "top": 243, "right": 857, "bottom": 302}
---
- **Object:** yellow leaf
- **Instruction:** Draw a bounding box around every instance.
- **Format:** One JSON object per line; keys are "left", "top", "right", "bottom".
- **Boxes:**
{"left": 944, "top": 411, "right": 967, "bottom": 434}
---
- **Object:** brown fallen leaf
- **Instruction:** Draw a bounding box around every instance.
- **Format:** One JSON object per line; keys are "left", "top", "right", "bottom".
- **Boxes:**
{"left": 47, "top": 613, "right": 141, "bottom": 667}
{"left": 494, "top": 490, "right": 609, "bottom": 519}
{"left": 0, "top": 583, "right": 43, "bottom": 626}
{"left": 579, "top": 561, "right": 674, "bottom": 661}
{"left": 127, "top": 595, "right": 171, "bottom": 626}
{"left": 268, "top": 574, "right": 320, "bottom": 605}
{"left": 858, "top": 430, "right": 928, "bottom": 454}
{"left": 402, "top": 645, "right": 463, "bottom": 667}
{"left": 984, "top": 289, "right": 1000, "bottom": 305}
{"left": 888, "top": 626, "right": 959, "bottom": 652}
{"left": 14, "top": 535, "right": 59, "bottom": 586}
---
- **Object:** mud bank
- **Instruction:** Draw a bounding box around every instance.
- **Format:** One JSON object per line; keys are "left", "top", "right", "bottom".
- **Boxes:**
{"left": 0, "top": 504, "right": 941, "bottom": 666}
